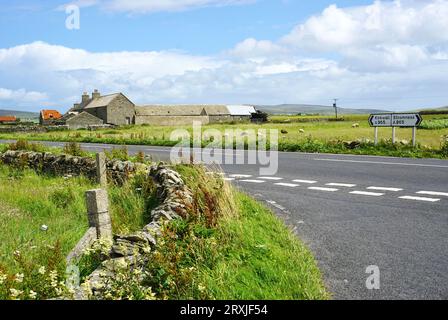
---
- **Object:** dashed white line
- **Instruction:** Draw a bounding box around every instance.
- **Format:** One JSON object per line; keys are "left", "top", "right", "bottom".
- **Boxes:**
{"left": 350, "top": 191, "right": 384, "bottom": 197}
{"left": 240, "top": 179, "right": 266, "bottom": 184}
{"left": 399, "top": 196, "right": 440, "bottom": 202}
{"left": 293, "top": 179, "right": 317, "bottom": 184}
{"left": 367, "top": 187, "right": 403, "bottom": 192}
{"left": 417, "top": 191, "right": 448, "bottom": 197}
{"left": 229, "top": 174, "right": 252, "bottom": 178}
{"left": 223, "top": 178, "right": 235, "bottom": 181}
{"left": 258, "top": 177, "right": 284, "bottom": 181}
{"left": 275, "top": 183, "right": 300, "bottom": 188}
{"left": 308, "top": 187, "right": 339, "bottom": 192}
{"left": 315, "top": 158, "right": 448, "bottom": 168}
{"left": 326, "top": 183, "right": 356, "bottom": 188}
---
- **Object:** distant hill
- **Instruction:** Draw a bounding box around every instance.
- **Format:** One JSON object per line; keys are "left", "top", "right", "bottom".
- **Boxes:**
{"left": 256, "top": 104, "right": 389, "bottom": 115}
{"left": 0, "top": 109, "right": 39, "bottom": 120}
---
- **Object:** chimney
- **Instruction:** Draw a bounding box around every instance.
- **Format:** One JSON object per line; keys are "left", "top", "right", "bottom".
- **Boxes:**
{"left": 73, "top": 103, "right": 80, "bottom": 109}
{"left": 82, "top": 92, "right": 90, "bottom": 105}
{"left": 92, "top": 89, "right": 100, "bottom": 100}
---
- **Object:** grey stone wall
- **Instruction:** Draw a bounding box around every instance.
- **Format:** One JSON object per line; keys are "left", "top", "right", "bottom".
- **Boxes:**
{"left": 107, "top": 95, "right": 135, "bottom": 126}
{"left": 135, "top": 115, "right": 210, "bottom": 126}
{"left": 0, "top": 150, "right": 145, "bottom": 185}
{"left": 80, "top": 164, "right": 193, "bottom": 299}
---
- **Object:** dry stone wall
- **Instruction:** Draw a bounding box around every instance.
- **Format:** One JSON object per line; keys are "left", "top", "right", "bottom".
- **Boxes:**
{"left": 80, "top": 163, "right": 193, "bottom": 299}
{"left": 0, "top": 150, "right": 144, "bottom": 184}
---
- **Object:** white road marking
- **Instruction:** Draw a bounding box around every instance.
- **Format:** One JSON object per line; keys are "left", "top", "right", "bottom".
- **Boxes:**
{"left": 229, "top": 174, "right": 252, "bottom": 178}
{"left": 326, "top": 183, "right": 356, "bottom": 187}
{"left": 258, "top": 177, "right": 284, "bottom": 181}
{"left": 315, "top": 158, "right": 448, "bottom": 168}
{"left": 399, "top": 196, "right": 440, "bottom": 202}
{"left": 223, "top": 178, "right": 235, "bottom": 181}
{"left": 293, "top": 179, "right": 317, "bottom": 184}
{"left": 275, "top": 183, "right": 300, "bottom": 188}
{"left": 350, "top": 191, "right": 384, "bottom": 197}
{"left": 308, "top": 187, "right": 339, "bottom": 192}
{"left": 240, "top": 179, "right": 266, "bottom": 184}
{"left": 367, "top": 187, "right": 403, "bottom": 192}
{"left": 417, "top": 191, "right": 448, "bottom": 197}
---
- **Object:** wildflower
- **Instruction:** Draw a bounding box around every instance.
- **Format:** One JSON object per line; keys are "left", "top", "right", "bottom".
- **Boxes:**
{"left": 198, "top": 284, "right": 206, "bottom": 292}
{"left": 13, "top": 250, "right": 21, "bottom": 257}
{"left": 10, "top": 288, "right": 23, "bottom": 299}
{"left": 0, "top": 272, "right": 7, "bottom": 285}
{"left": 29, "top": 290, "right": 37, "bottom": 299}
{"left": 15, "top": 273, "right": 24, "bottom": 283}
{"left": 38, "top": 266, "right": 46, "bottom": 275}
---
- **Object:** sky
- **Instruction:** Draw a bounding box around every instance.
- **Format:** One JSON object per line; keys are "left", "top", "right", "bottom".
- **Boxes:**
{"left": 0, "top": 0, "right": 448, "bottom": 112}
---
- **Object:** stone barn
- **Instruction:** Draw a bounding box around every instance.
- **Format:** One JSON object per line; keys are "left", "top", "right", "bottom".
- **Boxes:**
{"left": 59, "top": 111, "right": 105, "bottom": 130}
{"left": 135, "top": 105, "right": 256, "bottom": 126}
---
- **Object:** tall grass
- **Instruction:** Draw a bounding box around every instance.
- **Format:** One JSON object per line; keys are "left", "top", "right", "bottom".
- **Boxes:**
{"left": 143, "top": 165, "right": 329, "bottom": 300}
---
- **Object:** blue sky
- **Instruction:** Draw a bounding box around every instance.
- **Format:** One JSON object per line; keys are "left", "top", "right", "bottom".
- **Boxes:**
{"left": 1, "top": 0, "right": 448, "bottom": 112}
{"left": 0, "top": 0, "right": 375, "bottom": 54}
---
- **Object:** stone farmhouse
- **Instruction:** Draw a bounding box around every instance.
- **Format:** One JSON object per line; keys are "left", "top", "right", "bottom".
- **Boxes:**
{"left": 48, "top": 90, "right": 258, "bottom": 129}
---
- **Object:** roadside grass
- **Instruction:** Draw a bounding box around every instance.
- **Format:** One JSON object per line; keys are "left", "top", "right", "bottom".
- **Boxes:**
{"left": 1, "top": 114, "right": 447, "bottom": 158}
{"left": 199, "top": 192, "right": 328, "bottom": 299}
{"left": 0, "top": 158, "right": 328, "bottom": 300}
{"left": 0, "top": 166, "right": 148, "bottom": 273}
{"left": 144, "top": 165, "right": 329, "bottom": 300}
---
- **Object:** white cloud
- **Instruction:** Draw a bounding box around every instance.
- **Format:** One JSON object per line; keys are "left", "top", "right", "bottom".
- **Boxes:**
{"left": 61, "top": 0, "right": 255, "bottom": 13}
{"left": 0, "top": 88, "right": 48, "bottom": 104}
{"left": 2, "top": 1, "right": 448, "bottom": 111}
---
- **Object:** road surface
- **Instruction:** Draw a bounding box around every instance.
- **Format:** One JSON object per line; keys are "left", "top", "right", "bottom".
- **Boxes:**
{"left": 2, "top": 140, "right": 447, "bottom": 300}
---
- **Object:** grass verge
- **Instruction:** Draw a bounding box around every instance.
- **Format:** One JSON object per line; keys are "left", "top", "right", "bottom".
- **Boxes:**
{"left": 0, "top": 159, "right": 328, "bottom": 300}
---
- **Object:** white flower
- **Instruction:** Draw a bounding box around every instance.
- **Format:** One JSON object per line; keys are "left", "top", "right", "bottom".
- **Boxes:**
{"left": 0, "top": 273, "right": 7, "bottom": 285}
{"left": 10, "top": 288, "right": 23, "bottom": 298}
{"left": 29, "top": 290, "right": 37, "bottom": 299}
{"left": 38, "top": 266, "right": 46, "bottom": 275}
{"left": 15, "top": 273, "right": 24, "bottom": 283}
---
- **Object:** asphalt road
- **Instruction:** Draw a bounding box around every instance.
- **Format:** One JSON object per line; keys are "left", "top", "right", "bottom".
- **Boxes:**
{"left": 2, "top": 140, "right": 447, "bottom": 300}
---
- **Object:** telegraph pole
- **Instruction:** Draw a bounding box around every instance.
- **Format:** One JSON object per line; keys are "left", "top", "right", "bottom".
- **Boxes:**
{"left": 333, "top": 99, "right": 339, "bottom": 119}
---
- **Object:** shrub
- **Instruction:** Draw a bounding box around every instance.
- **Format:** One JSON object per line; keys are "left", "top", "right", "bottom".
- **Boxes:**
{"left": 106, "top": 146, "right": 129, "bottom": 161}
{"left": 63, "top": 142, "right": 83, "bottom": 156}
{"left": 50, "top": 187, "right": 76, "bottom": 209}
{"left": 7, "top": 140, "right": 45, "bottom": 152}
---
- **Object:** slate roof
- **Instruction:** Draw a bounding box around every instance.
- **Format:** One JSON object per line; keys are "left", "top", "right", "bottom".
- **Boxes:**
{"left": 83, "top": 93, "right": 121, "bottom": 109}
{"left": 136, "top": 105, "right": 230, "bottom": 116}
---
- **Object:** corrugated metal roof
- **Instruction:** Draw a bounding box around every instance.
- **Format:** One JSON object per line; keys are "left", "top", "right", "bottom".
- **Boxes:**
{"left": 0, "top": 116, "right": 17, "bottom": 122}
{"left": 136, "top": 105, "right": 230, "bottom": 116}
{"left": 84, "top": 93, "right": 120, "bottom": 109}
{"left": 226, "top": 105, "right": 256, "bottom": 116}
{"left": 40, "top": 110, "right": 62, "bottom": 120}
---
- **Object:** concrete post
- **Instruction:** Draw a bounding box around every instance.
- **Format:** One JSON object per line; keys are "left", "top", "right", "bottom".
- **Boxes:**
{"left": 392, "top": 127, "right": 396, "bottom": 144}
{"left": 96, "top": 152, "right": 107, "bottom": 187}
{"left": 85, "top": 189, "right": 113, "bottom": 241}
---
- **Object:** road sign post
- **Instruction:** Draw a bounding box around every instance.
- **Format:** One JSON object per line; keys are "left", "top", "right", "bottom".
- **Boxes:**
{"left": 369, "top": 113, "right": 422, "bottom": 147}
{"left": 374, "top": 127, "right": 379, "bottom": 146}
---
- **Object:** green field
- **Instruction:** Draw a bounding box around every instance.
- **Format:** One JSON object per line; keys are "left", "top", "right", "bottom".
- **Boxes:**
{"left": 1, "top": 114, "right": 447, "bottom": 158}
